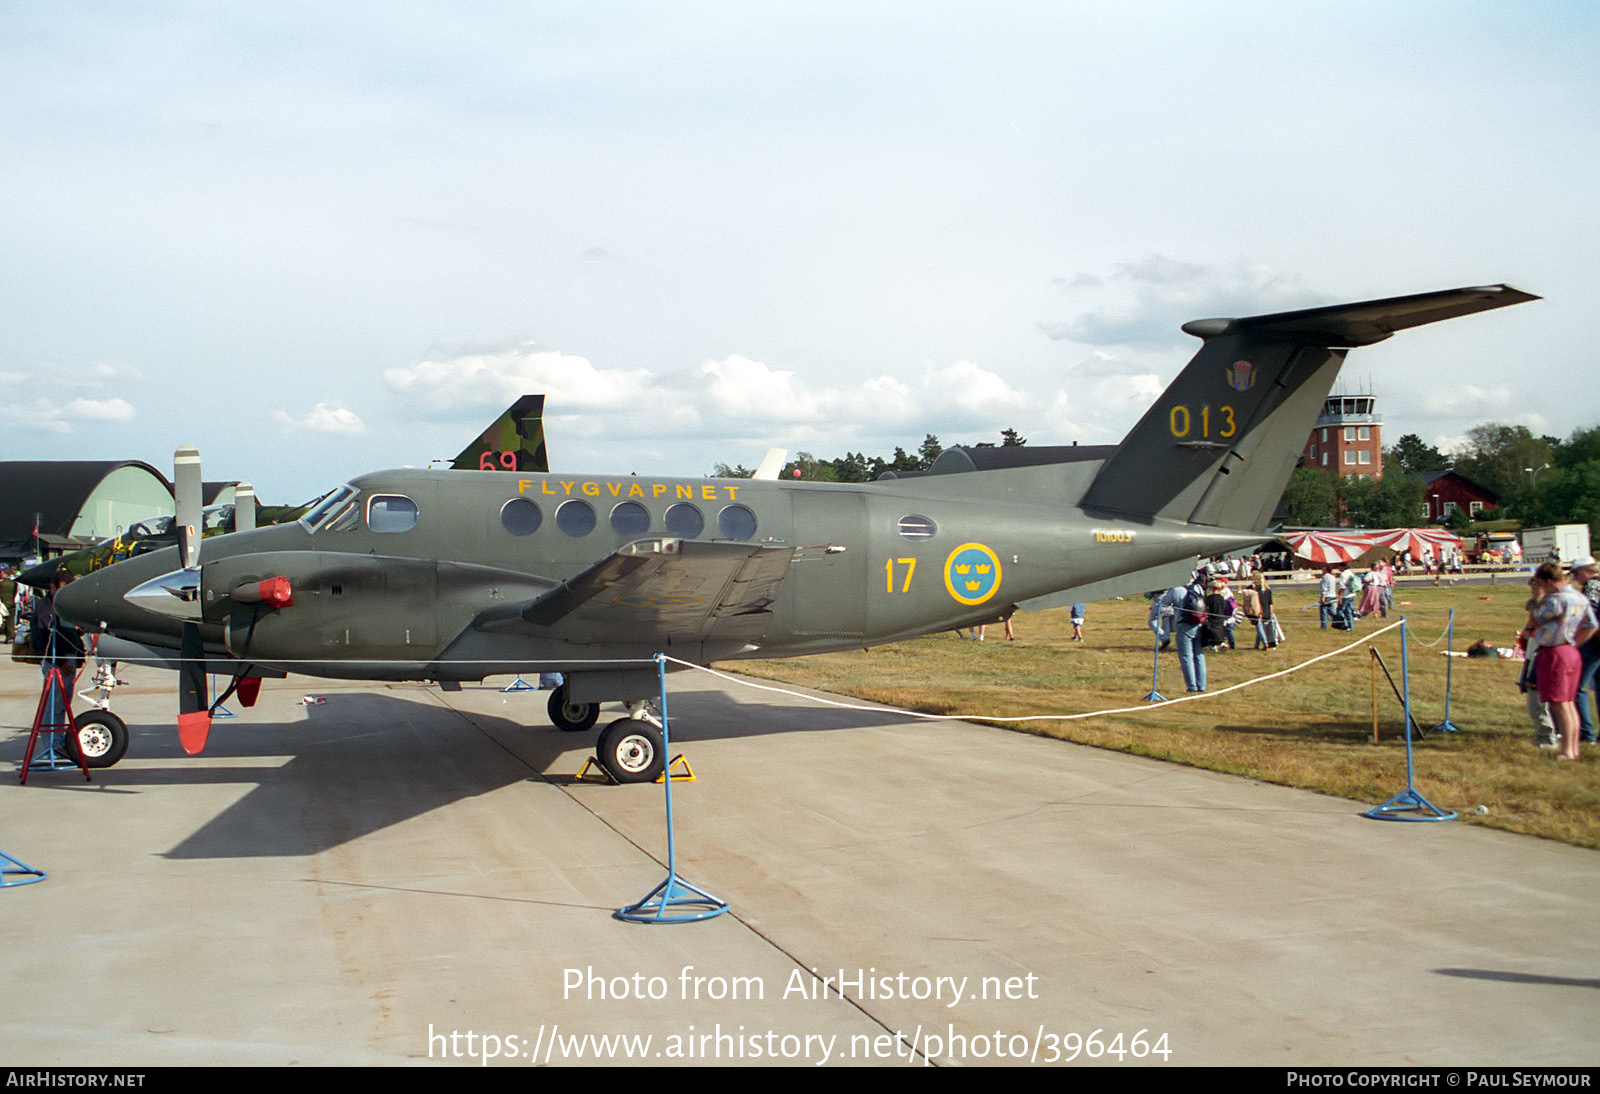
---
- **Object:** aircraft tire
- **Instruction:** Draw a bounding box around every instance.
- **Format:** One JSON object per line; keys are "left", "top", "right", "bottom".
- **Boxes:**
{"left": 548, "top": 687, "right": 600, "bottom": 732}
{"left": 596, "top": 718, "right": 664, "bottom": 784}
{"left": 67, "top": 710, "right": 129, "bottom": 769}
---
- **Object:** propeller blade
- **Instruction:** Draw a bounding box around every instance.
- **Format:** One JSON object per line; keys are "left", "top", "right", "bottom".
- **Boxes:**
{"left": 178, "top": 621, "right": 211, "bottom": 755}
{"left": 174, "top": 445, "right": 202, "bottom": 570}
{"left": 233, "top": 482, "right": 256, "bottom": 533}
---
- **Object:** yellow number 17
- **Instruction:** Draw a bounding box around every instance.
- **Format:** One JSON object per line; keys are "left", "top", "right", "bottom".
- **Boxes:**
{"left": 885, "top": 557, "right": 917, "bottom": 593}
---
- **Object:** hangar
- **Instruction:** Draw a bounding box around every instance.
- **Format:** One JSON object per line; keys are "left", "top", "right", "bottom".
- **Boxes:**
{"left": 0, "top": 460, "right": 174, "bottom": 564}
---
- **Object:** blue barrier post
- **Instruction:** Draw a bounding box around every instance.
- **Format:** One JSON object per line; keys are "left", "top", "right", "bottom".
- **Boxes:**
{"left": 616, "top": 654, "right": 729, "bottom": 923}
{"left": 1365, "top": 617, "right": 1457, "bottom": 822}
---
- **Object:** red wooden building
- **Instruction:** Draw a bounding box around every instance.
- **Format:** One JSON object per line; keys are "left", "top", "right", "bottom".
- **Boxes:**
{"left": 1419, "top": 470, "right": 1500, "bottom": 524}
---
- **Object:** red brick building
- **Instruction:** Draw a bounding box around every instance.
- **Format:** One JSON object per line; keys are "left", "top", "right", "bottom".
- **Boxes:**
{"left": 1301, "top": 394, "right": 1383, "bottom": 478}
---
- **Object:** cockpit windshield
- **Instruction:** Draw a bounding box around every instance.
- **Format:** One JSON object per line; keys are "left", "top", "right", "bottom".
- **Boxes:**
{"left": 126, "top": 515, "right": 175, "bottom": 538}
{"left": 298, "top": 484, "right": 360, "bottom": 533}
{"left": 202, "top": 504, "right": 235, "bottom": 534}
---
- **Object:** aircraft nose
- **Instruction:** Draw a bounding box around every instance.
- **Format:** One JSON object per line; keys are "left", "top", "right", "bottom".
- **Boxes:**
{"left": 52, "top": 572, "right": 102, "bottom": 630}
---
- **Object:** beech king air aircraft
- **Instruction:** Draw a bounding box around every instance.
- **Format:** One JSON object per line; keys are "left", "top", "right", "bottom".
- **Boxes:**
{"left": 55, "top": 286, "right": 1536, "bottom": 782}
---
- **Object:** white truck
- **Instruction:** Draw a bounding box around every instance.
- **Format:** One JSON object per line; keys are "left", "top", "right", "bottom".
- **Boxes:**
{"left": 1521, "top": 524, "right": 1592, "bottom": 567}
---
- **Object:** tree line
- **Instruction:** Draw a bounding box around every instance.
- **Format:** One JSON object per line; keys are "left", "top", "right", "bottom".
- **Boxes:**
{"left": 713, "top": 429, "right": 1026, "bottom": 482}
{"left": 1280, "top": 422, "right": 1599, "bottom": 532}
{"left": 711, "top": 421, "right": 1600, "bottom": 537}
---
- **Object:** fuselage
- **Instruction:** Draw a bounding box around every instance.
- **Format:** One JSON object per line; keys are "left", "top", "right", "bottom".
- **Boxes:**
{"left": 55, "top": 462, "right": 1256, "bottom": 682}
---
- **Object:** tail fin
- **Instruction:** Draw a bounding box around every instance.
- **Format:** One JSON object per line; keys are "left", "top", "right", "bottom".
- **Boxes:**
{"left": 1079, "top": 284, "right": 1538, "bottom": 531}
{"left": 451, "top": 394, "right": 549, "bottom": 472}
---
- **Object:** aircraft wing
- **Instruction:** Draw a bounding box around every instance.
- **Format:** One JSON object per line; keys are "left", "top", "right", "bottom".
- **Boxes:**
{"left": 474, "top": 538, "right": 794, "bottom": 645}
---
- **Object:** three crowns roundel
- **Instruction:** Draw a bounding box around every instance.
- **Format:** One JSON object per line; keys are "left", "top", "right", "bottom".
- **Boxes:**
{"left": 943, "top": 542, "right": 1002, "bottom": 606}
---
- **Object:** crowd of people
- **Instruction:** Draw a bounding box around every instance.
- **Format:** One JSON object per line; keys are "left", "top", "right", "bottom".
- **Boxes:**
{"left": 1316, "top": 559, "right": 1395, "bottom": 630}
{"left": 1146, "top": 558, "right": 1279, "bottom": 694}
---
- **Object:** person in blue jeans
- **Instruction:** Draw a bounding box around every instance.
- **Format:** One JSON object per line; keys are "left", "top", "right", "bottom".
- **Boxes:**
{"left": 1571, "top": 556, "right": 1600, "bottom": 742}
{"left": 1174, "top": 574, "right": 1208, "bottom": 692}
{"left": 1318, "top": 568, "right": 1337, "bottom": 629}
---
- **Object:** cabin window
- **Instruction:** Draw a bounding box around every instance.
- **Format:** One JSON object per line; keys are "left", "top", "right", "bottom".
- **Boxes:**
{"left": 610, "top": 501, "right": 651, "bottom": 536}
{"left": 556, "top": 499, "right": 596, "bottom": 537}
{"left": 500, "top": 497, "right": 542, "bottom": 536}
{"left": 897, "top": 514, "right": 937, "bottom": 539}
{"left": 717, "top": 504, "right": 757, "bottom": 541}
{"left": 664, "top": 503, "right": 704, "bottom": 538}
{"left": 368, "top": 495, "right": 419, "bottom": 533}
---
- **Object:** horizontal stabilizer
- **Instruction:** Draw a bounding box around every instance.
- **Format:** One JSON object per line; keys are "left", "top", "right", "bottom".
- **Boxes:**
{"left": 1180, "top": 284, "right": 1540, "bottom": 347}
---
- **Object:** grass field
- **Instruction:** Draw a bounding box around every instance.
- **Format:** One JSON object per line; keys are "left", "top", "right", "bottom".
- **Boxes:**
{"left": 726, "top": 578, "right": 1600, "bottom": 849}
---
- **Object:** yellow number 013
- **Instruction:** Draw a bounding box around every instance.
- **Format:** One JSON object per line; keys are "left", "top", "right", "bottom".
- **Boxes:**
{"left": 1169, "top": 404, "right": 1236, "bottom": 439}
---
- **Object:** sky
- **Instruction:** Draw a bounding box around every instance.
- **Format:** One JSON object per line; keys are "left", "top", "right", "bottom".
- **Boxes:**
{"left": 1, "top": 2, "right": 1594, "bottom": 504}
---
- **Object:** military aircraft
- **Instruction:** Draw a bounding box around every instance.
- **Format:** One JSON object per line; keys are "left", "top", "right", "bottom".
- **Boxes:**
{"left": 54, "top": 285, "right": 1536, "bottom": 782}
{"left": 18, "top": 486, "right": 266, "bottom": 592}
{"left": 21, "top": 397, "right": 552, "bottom": 592}
{"left": 446, "top": 393, "right": 549, "bottom": 473}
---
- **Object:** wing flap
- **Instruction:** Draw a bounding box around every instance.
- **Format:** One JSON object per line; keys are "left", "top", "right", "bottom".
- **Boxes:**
{"left": 478, "top": 538, "right": 794, "bottom": 645}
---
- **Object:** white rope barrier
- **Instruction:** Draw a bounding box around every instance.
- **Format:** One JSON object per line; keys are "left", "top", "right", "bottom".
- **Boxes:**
{"left": 663, "top": 618, "right": 1407, "bottom": 725}
{"left": 82, "top": 617, "right": 1410, "bottom": 728}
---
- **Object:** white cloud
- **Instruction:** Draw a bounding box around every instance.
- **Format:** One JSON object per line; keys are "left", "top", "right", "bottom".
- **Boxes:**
{"left": 383, "top": 348, "right": 655, "bottom": 412}
{"left": 377, "top": 341, "right": 1045, "bottom": 463}
{"left": 0, "top": 395, "right": 136, "bottom": 434}
{"left": 700, "top": 355, "right": 824, "bottom": 422}
{"left": 273, "top": 403, "right": 366, "bottom": 434}
{"left": 1039, "top": 255, "right": 1326, "bottom": 348}
{"left": 1419, "top": 384, "right": 1515, "bottom": 419}
{"left": 64, "top": 397, "right": 135, "bottom": 422}
{"left": 0, "top": 362, "right": 141, "bottom": 435}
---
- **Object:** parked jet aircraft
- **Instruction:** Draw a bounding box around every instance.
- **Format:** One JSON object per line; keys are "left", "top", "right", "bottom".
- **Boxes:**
{"left": 448, "top": 394, "right": 549, "bottom": 473}
{"left": 22, "top": 397, "right": 551, "bottom": 591}
{"left": 54, "top": 286, "right": 1536, "bottom": 782}
{"left": 18, "top": 489, "right": 266, "bottom": 591}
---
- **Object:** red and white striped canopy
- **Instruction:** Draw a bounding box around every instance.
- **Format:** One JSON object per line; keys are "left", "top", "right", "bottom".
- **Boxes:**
{"left": 1281, "top": 530, "right": 1380, "bottom": 565}
{"left": 1280, "top": 527, "right": 1464, "bottom": 565}
{"left": 1372, "top": 527, "right": 1462, "bottom": 559}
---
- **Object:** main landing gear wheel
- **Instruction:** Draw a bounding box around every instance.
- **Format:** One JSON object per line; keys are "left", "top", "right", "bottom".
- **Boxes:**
{"left": 547, "top": 686, "right": 600, "bottom": 732}
{"left": 67, "top": 710, "right": 129, "bottom": 769}
{"left": 596, "top": 718, "right": 664, "bottom": 784}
